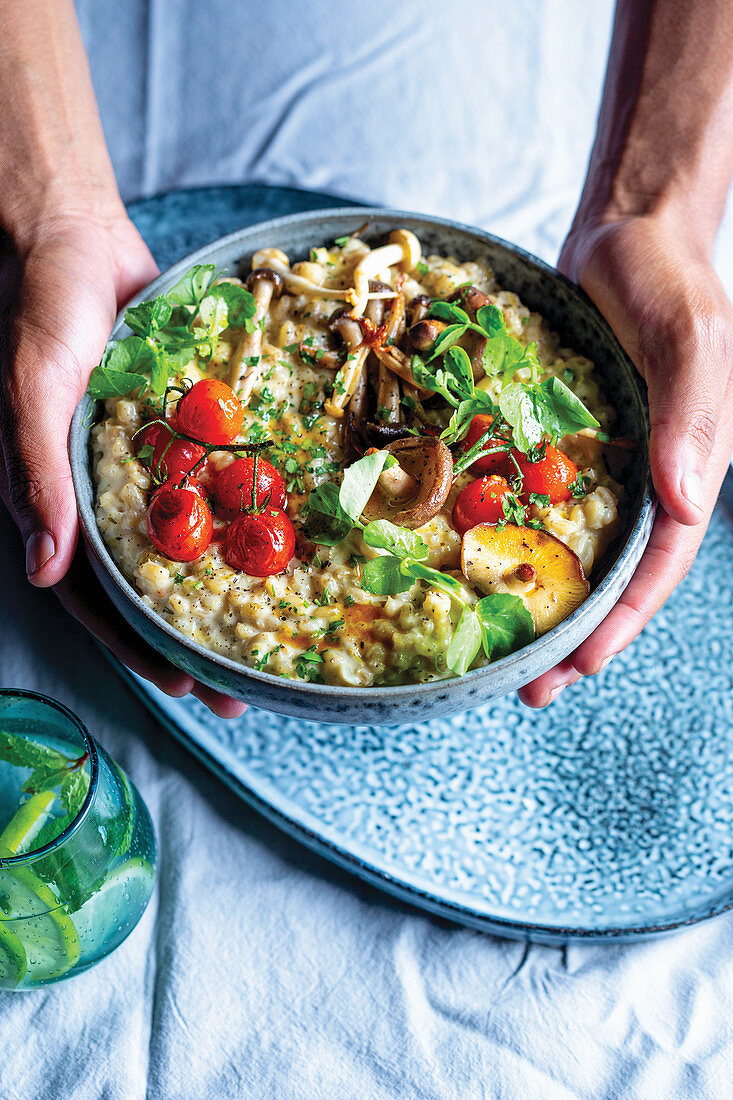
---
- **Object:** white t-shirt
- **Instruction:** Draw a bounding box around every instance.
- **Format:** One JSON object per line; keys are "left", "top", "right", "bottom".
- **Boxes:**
{"left": 75, "top": 0, "right": 617, "bottom": 264}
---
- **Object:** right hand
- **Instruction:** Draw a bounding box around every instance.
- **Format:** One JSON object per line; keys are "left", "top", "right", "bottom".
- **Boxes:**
{"left": 0, "top": 208, "right": 246, "bottom": 718}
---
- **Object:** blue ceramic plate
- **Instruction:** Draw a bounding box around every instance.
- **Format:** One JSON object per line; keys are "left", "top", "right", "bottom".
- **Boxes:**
{"left": 71, "top": 188, "right": 654, "bottom": 725}
{"left": 104, "top": 187, "right": 733, "bottom": 942}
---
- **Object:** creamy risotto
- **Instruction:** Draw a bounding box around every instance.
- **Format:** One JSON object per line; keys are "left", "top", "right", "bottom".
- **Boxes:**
{"left": 90, "top": 229, "right": 627, "bottom": 687}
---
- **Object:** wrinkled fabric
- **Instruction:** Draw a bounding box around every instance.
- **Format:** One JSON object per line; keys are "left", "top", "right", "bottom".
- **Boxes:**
{"left": 2, "top": 2, "right": 733, "bottom": 1097}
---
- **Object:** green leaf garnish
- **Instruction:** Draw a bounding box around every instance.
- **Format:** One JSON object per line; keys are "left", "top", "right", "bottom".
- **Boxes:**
{"left": 474, "top": 594, "right": 535, "bottom": 659}
{"left": 429, "top": 301, "right": 470, "bottom": 325}
{"left": 361, "top": 555, "right": 414, "bottom": 595}
{"left": 362, "top": 520, "right": 429, "bottom": 560}
{"left": 166, "top": 264, "right": 216, "bottom": 309}
{"left": 446, "top": 607, "right": 483, "bottom": 676}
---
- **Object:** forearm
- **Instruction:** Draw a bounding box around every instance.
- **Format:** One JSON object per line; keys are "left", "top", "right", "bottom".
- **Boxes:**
{"left": 0, "top": 0, "right": 121, "bottom": 250}
{"left": 572, "top": 0, "right": 733, "bottom": 254}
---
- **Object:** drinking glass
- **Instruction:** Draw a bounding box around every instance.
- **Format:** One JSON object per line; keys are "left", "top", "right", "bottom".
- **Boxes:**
{"left": 0, "top": 690, "right": 157, "bottom": 990}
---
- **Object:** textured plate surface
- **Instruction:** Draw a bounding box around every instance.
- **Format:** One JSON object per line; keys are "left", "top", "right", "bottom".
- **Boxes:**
{"left": 116, "top": 186, "right": 733, "bottom": 942}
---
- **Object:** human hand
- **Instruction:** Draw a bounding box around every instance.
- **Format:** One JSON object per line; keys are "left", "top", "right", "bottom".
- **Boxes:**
{"left": 519, "top": 213, "right": 733, "bottom": 706}
{"left": 0, "top": 209, "right": 246, "bottom": 718}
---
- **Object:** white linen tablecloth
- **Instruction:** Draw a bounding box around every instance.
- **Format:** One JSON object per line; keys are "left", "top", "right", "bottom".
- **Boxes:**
{"left": 2, "top": 2, "right": 733, "bottom": 1096}
{"left": 3, "top": 531, "right": 733, "bottom": 1099}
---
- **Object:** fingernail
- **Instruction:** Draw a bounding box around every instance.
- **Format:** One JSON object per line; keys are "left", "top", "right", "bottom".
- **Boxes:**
{"left": 25, "top": 531, "right": 55, "bottom": 577}
{"left": 600, "top": 655, "right": 614, "bottom": 671}
{"left": 681, "top": 472, "right": 704, "bottom": 512}
{"left": 548, "top": 685, "right": 565, "bottom": 703}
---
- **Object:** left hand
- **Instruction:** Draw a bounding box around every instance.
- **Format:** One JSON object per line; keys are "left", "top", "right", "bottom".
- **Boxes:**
{"left": 519, "top": 213, "right": 733, "bottom": 707}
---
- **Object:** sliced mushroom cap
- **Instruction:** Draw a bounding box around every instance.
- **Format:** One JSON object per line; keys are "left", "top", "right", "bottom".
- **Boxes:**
{"left": 460, "top": 524, "right": 590, "bottom": 635}
{"left": 363, "top": 436, "right": 453, "bottom": 529}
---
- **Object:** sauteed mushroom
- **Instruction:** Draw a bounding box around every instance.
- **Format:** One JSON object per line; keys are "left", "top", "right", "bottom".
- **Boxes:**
{"left": 246, "top": 248, "right": 397, "bottom": 304}
{"left": 363, "top": 436, "right": 453, "bottom": 529}
{"left": 350, "top": 230, "right": 421, "bottom": 316}
{"left": 406, "top": 294, "right": 432, "bottom": 326}
{"left": 408, "top": 318, "right": 447, "bottom": 353}
{"left": 228, "top": 267, "right": 283, "bottom": 398}
{"left": 460, "top": 524, "right": 589, "bottom": 634}
{"left": 448, "top": 284, "right": 491, "bottom": 315}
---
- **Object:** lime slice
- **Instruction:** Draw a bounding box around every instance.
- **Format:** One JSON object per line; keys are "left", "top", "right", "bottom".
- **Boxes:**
{"left": 0, "top": 921, "right": 27, "bottom": 988}
{"left": 0, "top": 866, "right": 80, "bottom": 983}
{"left": 0, "top": 790, "right": 56, "bottom": 857}
{"left": 72, "top": 858, "right": 155, "bottom": 953}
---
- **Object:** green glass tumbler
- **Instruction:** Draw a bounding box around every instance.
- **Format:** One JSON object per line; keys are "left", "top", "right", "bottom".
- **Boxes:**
{"left": 0, "top": 689, "right": 157, "bottom": 990}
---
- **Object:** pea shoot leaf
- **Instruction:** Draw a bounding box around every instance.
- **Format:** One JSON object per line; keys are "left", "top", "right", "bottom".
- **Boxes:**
{"left": 443, "top": 345, "right": 474, "bottom": 401}
{"left": 304, "top": 451, "right": 394, "bottom": 545}
{"left": 362, "top": 520, "right": 429, "bottom": 561}
{"left": 304, "top": 483, "right": 354, "bottom": 545}
{"left": 427, "top": 323, "right": 469, "bottom": 361}
{"left": 446, "top": 607, "right": 483, "bottom": 675}
{"left": 499, "top": 375, "right": 599, "bottom": 453}
{"left": 338, "top": 450, "right": 391, "bottom": 524}
{"left": 534, "top": 375, "right": 600, "bottom": 435}
{"left": 475, "top": 594, "right": 535, "bottom": 659}
{"left": 198, "top": 293, "right": 230, "bottom": 338}
{"left": 498, "top": 383, "right": 545, "bottom": 453}
{"left": 361, "top": 555, "right": 414, "bottom": 595}
{"left": 402, "top": 560, "right": 464, "bottom": 597}
{"left": 428, "top": 300, "right": 471, "bottom": 325}
{"left": 441, "top": 392, "right": 495, "bottom": 446}
{"left": 476, "top": 303, "right": 505, "bottom": 336}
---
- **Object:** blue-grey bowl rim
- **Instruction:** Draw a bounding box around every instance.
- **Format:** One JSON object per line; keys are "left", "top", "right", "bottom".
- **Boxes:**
{"left": 70, "top": 206, "right": 655, "bottom": 702}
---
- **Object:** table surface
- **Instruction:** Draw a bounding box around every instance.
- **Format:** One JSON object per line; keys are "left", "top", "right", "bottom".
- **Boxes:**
{"left": 2, "top": 185, "right": 733, "bottom": 1099}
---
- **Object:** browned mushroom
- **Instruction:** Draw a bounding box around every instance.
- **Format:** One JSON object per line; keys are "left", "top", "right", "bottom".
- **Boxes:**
{"left": 376, "top": 363, "right": 401, "bottom": 422}
{"left": 228, "top": 268, "right": 283, "bottom": 398}
{"left": 299, "top": 307, "right": 365, "bottom": 371}
{"left": 362, "top": 436, "right": 453, "bottom": 529}
{"left": 407, "top": 294, "right": 432, "bottom": 327}
{"left": 408, "top": 318, "right": 447, "bottom": 353}
{"left": 323, "top": 310, "right": 369, "bottom": 417}
{"left": 365, "top": 280, "right": 393, "bottom": 325}
{"left": 448, "top": 284, "right": 490, "bottom": 316}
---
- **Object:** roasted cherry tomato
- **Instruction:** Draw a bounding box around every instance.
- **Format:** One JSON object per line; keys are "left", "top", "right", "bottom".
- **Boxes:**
{"left": 453, "top": 475, "right": 511, "bottom": 536}
{"left": 151, "top": 477, "right": 207, "bottom": 503}
{"left": 214, "top": 457, "right": 287, "bottom": 520}
{"left": 174, "top": 379, "right": 244, "bottom": 445}
{"left": 461, "top": 414, "right": 511, "bottom": 475}
{"left": 147, "top": 486, "right": 213, "bottom": 562}
{"left": 135, "top": 422, "right": 207, "bottom": 484}
{"left": 223, "top": 509, "right": 295, "bottom": 576}
{"left": 512, "top": 445, "right": 578, "bottom": 504}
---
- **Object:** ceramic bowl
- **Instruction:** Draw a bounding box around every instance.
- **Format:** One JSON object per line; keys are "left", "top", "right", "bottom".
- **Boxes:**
{"left": 70, "top": 208, "right": 654, "bottom": 724}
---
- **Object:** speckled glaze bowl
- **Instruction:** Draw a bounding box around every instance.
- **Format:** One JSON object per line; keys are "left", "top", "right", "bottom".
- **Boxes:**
{"left": 70, "top": 208, "right": 654, "bottom": 725}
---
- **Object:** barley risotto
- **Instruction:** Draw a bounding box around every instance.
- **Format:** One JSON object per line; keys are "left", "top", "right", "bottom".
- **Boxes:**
{"left": 90, "top": 229, "right": 630, "bottom": 688}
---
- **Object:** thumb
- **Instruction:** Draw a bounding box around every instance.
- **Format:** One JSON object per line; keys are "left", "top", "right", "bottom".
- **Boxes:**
{"left": 644, "top": 320, "right": 729, "bottom": 526}
{"left": 0, "top": 321, "right": 90, "bottom": 587}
